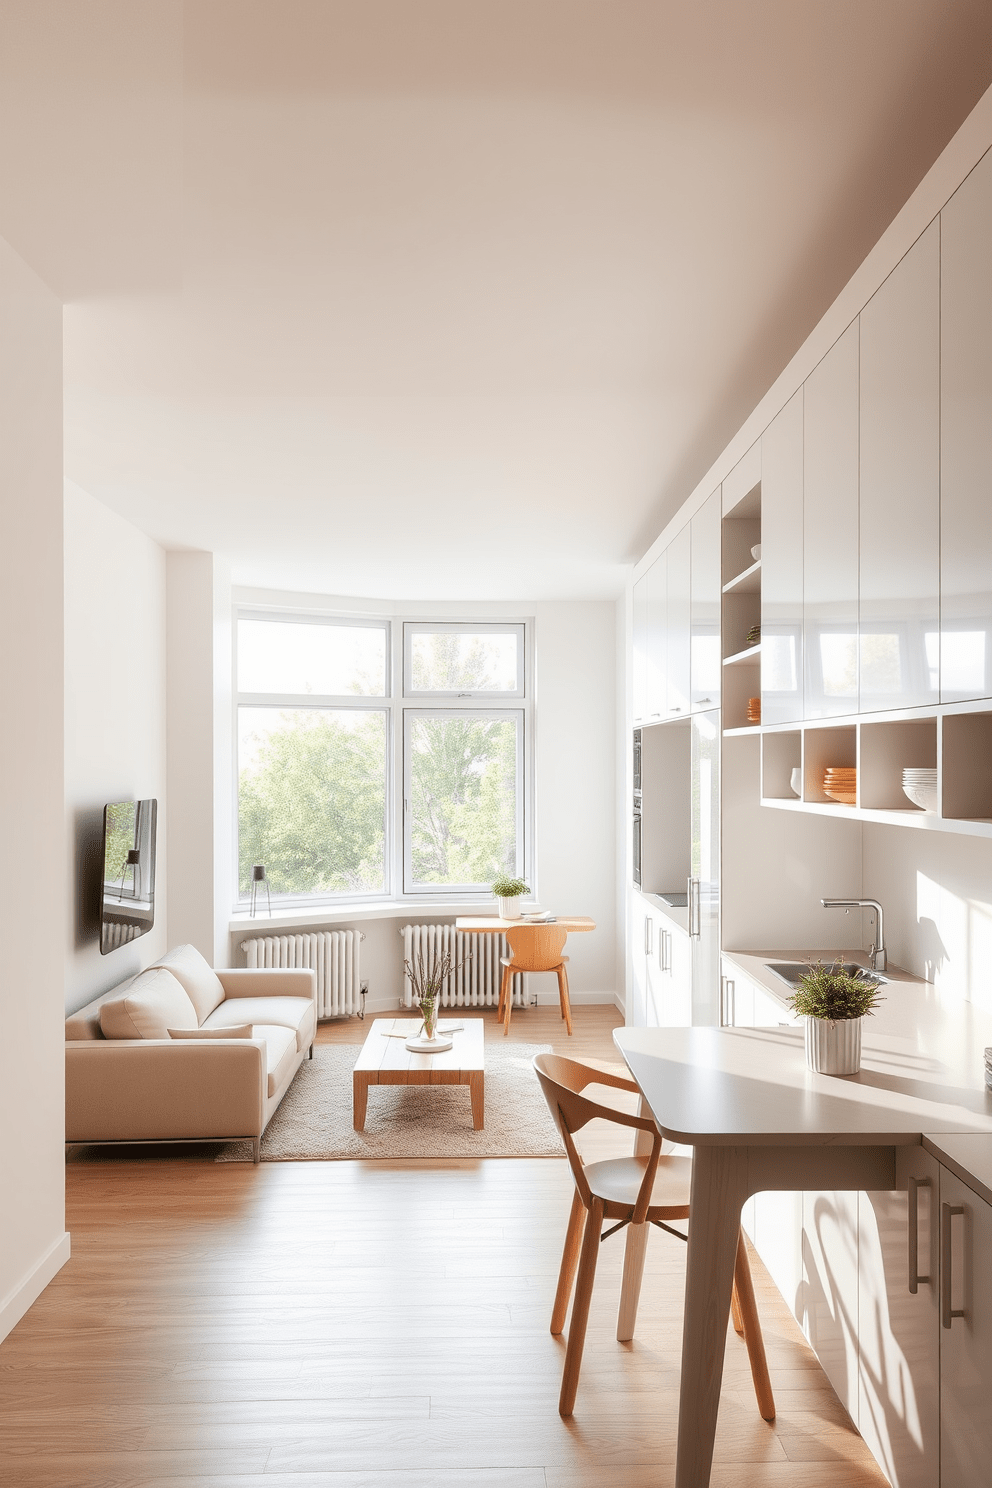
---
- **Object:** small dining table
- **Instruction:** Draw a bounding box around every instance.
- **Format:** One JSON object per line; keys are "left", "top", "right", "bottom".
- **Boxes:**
{"left": 613, "top": 1021, "right": 992, "bottom": 1488}
{"left": 454, "top": 916, "right": 596, "bottom": 933}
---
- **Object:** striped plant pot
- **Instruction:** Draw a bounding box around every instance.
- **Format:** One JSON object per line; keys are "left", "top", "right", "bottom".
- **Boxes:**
{"left": 805, "top": 1015, "right": 863, "bottom": 1075}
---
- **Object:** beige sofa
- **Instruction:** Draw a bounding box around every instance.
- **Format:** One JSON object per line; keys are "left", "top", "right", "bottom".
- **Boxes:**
{"left": 65, "top": 944, "right": 317, "bottom": 1162}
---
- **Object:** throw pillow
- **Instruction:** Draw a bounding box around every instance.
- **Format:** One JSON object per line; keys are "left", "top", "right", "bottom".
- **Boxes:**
{"left": 100, "top": 967, "right": 198, "bottom": 1039}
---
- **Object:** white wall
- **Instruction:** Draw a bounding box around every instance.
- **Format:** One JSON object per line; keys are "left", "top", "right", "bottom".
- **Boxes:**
{"left": 229, "top": 592, "right": 617, "bottom": 1010}
{"left": 0, "top": 235, "right": 69, "bottom": 1342}
{"left": 166, "top": 551, "right": 233, "bottom": 967}
{"left": 64, "top": 481, "right": 168, "bottom": 1016}
{"left": 864, "top": 824, "right": 992, "bottom": 1011}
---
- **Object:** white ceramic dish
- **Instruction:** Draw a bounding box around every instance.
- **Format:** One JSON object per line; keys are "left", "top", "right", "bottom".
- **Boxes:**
{"left": 902, "top": 783, "right": 938, "bottom": 813}
{"left": 751, "top": 544, "right": 762, "bottom": 561}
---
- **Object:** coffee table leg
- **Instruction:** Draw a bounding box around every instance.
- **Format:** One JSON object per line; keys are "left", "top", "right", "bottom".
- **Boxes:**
{"left": 469, "top": 1071, "right": 485, "bottom": 1130}
{"left": 353, "top": 1071, "right": 370, "bottom": 1132}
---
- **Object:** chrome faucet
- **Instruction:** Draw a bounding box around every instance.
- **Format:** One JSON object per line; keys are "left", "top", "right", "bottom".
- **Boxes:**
{"left": 820, "top": 897, "right": 887, "bottom": 972}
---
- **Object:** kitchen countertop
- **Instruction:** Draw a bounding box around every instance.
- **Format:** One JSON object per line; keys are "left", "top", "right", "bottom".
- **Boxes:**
{"left": 723, "top": 945, "right": 992, "bottom": 1194}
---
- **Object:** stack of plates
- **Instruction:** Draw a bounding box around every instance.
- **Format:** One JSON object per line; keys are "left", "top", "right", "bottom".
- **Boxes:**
{"left": 902, "top": 767, "right": 938, "bottom": 813}
{"left": 822, "top": 766, "right": 857, "bottom": 805}
{"left": 746, "top": 696, "right": 761, "bottom": 724}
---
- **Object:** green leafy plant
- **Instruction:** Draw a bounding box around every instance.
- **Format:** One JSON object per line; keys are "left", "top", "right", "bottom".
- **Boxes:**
{"left": 492, "top": 875, "right": 529, "bottom": 899}
{"left": 788, "top": 961, "right": 884, "bottom": 1022}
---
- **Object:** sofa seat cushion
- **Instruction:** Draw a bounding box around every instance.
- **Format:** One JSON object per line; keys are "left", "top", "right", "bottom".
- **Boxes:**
{"left": 251, "top": 1024, "right": 298, "bottom": 1097}
{"left": 202, "top": 996, "right": 315, "bottom": 1053}
{"left": 155, "top": 944, "right": 227, "bottom": 1024}
{"left": 100, "top": 968, "right": 198, "bottom": 1040}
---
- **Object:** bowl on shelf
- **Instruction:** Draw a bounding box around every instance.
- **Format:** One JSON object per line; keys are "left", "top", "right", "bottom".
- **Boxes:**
{"left": 902, "top": 767, "right": 938, "bottom": 813}
{"left": 790, "top": 767, "right": 802, "bottom": 797}
{"left": 822, "top": 766, "right": 857, "bottom": 805}
{"left": 751, "top": 544, "right": 762, "bottom": 561}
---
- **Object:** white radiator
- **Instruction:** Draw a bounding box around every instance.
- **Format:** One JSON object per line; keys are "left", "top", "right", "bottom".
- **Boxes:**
{"left": 240, "top": 930, "right": 363, "bottom": 1018}
{"left": 400, "top": 925, "right": 526, "bottom": 1009}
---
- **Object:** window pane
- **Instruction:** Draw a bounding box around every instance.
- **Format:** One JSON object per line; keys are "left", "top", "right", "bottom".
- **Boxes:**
{"left": 408, "top": 713, "right": 519, "bottom": 887}
{"left": 409, "top": 630, "right": 519, "bottom": 692}
{"left": 819, "top": 633, "right": 858, "bottom": 697}
{"left": 238, "top": 619, "right": 386, "bottom": 696}
{"left": 238, "top": 708, "right": 386, "bottom": 896}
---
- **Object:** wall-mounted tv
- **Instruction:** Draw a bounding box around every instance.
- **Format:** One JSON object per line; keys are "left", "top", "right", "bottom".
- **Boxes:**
{"left": 100, "top": 799, "right": 158, "bottom": 955}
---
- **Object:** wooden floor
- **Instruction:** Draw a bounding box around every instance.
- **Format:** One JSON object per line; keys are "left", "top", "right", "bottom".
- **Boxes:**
{"left": 3, "top": 1007, "right": 888, "bottom": 1487}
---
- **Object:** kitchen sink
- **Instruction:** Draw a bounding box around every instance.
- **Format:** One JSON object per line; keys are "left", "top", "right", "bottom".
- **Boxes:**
{"left": 766, "top": 960, "right": 888, "bottom": 989}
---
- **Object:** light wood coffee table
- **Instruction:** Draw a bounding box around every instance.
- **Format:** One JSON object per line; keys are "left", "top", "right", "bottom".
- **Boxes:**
{"left": 352, "top": 1017, "right": 485, "bottom": 1132}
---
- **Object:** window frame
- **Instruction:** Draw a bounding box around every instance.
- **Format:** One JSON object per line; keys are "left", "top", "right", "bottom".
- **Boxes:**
{"left": 403, "top": 621, "right": 526, "bottom": 699}
{"left": 233, "top": 606, "right": 533, "bottom": 910}
{"left": 402, "top": 706, "right": 526, "bottom": 896}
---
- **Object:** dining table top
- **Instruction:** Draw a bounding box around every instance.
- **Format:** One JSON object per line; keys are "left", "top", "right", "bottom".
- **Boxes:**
{"left": 454, "top": 915, "right": 595, "bottom": 933}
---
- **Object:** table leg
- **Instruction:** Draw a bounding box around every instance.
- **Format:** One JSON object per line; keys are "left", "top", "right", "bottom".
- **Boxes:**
{"left": 676, "top": 1144, "right": 749, "bottom": 1488}
{"left": 469, "top": 1071, "right": 485, "bottom": 1130}
{"left": 353, "top": 1071, "right": 370, "bottom": 1132}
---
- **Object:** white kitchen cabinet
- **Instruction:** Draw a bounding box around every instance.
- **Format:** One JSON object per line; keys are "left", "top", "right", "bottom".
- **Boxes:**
{"left": 667, "top": 524, "right": 691, "bottom": 719}
{"left": 691, "top": 489, "right": 722, "bottom": 713}
{"left": 804, "top": 320, "right": 860, "bottom": 718}
{"left": 632, "top": 572, "right": 648, "bottom": 723}
{"left": 646, "top": 916, "right": 691, "bottom": 1028}
{"left": 859, "top": 1148, "right": 940, "bottom": 1488}
{"left": 939, "top": 1164, "right": 992, "bottom": 1488}
{"left": 803, "top": 1190, "right": 860, "bottom": 1424}
{"left": 690, "top": 709, "right": 720, "bottom": 1025}
{"left": 645, "top": 553, "right": 668, "bottom": 724}
{"left": 761, "top": 389, "right": 804, "bottom": 724}
{"left": 859, "top": 220, "right": 940, "bottom": 713}
{"left": 940, "top": 146, "right": 992, "bottom": 704}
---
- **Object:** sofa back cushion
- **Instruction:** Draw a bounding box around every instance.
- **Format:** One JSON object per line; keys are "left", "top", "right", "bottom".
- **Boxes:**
{"left": 100, "top": 967, "right": 198, "bottom": 1040}
{"left": 154, "top": 944, "right": 226, "bottom": 1024}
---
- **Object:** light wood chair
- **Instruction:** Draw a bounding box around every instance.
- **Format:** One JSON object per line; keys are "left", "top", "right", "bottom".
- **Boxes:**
{"left": 498, "top": 924, "right": 572, "bottom": 1037}
{"left": 533, "top": 1052, "right": 776, "bottom": 1421}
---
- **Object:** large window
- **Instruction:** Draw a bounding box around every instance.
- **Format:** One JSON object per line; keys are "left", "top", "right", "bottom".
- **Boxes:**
{"left": 235, "top": 612, "right": 529, "bottom": 905}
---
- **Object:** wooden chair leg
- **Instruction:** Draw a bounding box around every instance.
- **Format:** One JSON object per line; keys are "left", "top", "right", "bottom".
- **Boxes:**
{"left": 551, "top": 1189, "right": 585, "bottom": 1334}
{"left": 497, "top": 963, "right": 512, "bottom": 1025}
{"left": 731, "top": 1281, "right": 745, "bottom": 1336}
{"left": 559, "top": 1198, "right": 604, "bottom": 1416}
{"left": 503, "top": 968, "right": 514, "bottom": 1036}
{"left": 556, "top": 963, "right": 573, "bottom": 1036}
{"left": 617, "top": 1220, "right": 650, "bottom": 1341}
{"left": 734, "top": 1229, "right": 776, "bottom": 1422}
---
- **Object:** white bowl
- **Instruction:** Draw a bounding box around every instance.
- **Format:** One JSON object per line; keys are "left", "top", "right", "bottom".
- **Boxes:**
{"left": 751, "top": 544, "right": 762, "bottom": 561}
{"left": 903, "top": 784, "right": 938, "bottom": 813}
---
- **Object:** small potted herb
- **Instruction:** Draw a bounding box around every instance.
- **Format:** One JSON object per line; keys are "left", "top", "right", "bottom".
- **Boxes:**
{"left": 492, "top": 875, "right": 529, "bottom": 920}
{"left": 788, "top": 960, "right": 884, "bottom": 1075}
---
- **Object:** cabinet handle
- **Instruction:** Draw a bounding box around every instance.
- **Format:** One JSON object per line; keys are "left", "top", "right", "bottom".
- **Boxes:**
{"left": 721, "top": 977, "right": 735, "bottom": 1026}
{"left": 941, "top": 1201, "right": 965, "bottom": 1328}
{"left": 660, "top": 930, "right": 671, "bottom": 973}
{"left": 688, "top": 877, "right": 701, "bottom": 938}
{"left": 644, "top": 917, "right": 653, "bottom": 956}
{"left": 907, "top": 1176, "right": 931, "bottom": 1294}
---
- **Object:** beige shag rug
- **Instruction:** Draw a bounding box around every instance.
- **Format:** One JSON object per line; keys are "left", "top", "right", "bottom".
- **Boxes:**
{"left": 217, "top": 1040, "right": 564, "bottom": 1162}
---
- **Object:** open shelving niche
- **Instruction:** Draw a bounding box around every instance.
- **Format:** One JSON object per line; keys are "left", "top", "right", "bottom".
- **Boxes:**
{"left": 754, "top": 707, "right": 992, "bottom": 838}
{"left": 721, "top": 477, "right": 762, "bottom": 730}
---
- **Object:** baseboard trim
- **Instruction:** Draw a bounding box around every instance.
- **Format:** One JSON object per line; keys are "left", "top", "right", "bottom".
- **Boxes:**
{"left": 333, "top": 990, "right": 621, "bottom": 1020}
{"left": 0, "top": 1230, "right": 71, "bottom": 1344}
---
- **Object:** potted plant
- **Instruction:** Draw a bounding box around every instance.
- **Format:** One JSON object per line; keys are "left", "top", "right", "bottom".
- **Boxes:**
{"left": 787, "top": 960, "right": 884, "bottom": 1075}
{"left": 492, "top": 875, "right": 529, "bottom": 920}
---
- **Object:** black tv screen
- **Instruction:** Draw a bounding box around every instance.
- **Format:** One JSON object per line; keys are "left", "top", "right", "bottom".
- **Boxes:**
{"left": 100, "top": 799, "right": 158, "bottom": 955}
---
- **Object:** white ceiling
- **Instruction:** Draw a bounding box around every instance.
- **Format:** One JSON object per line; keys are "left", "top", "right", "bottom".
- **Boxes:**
{"left": 2, "top": 2, "right": 991, "bottom": 599}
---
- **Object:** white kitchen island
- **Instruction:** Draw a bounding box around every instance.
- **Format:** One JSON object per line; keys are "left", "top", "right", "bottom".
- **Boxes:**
{"left": 614, "top": 1017, "right": 992, "bottom": 1488}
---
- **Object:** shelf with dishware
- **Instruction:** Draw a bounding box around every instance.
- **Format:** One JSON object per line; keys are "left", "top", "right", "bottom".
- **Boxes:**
{"left": 755, "top": 707, "right": 992, "bottom": 837}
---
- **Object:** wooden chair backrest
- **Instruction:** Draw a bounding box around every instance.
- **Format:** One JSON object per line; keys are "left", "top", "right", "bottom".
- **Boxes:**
{"left": 504, "top": 923, "right": 568, "bottom": 971}
{"left": 533, "top": 1052, "right": 661, "bottom": 1215}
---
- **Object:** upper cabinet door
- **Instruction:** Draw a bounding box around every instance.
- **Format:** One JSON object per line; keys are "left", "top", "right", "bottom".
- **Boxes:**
{"left": 632, "top": 573, "right": 648, "bottom": 723}
{"left": 859, "top": 220, "right": 940, "bottom": 712}
{"left": 761, "top": 390, "right": 804, "bottom": 725}
{"left": 690, "top": 489, "right": 722, "bottom": 713}
{"left": 667, "top": 525, "right": 691, "bottom": 718}
{"left": 804, "top": 322, "right": 860, "bottom": 718}
{"left": 644, "top": 553, "right": 668, "bottom": 724}
{"left": 940, "top": 147, "right": 992, "bottom": 704}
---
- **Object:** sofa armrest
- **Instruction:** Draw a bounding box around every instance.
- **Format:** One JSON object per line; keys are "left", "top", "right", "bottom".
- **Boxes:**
{"left": 216, "top": 967, "right": 317, "bottom": 1002}
{"left": 65, "top": 1039, "right": 265, "bottom": 1143}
